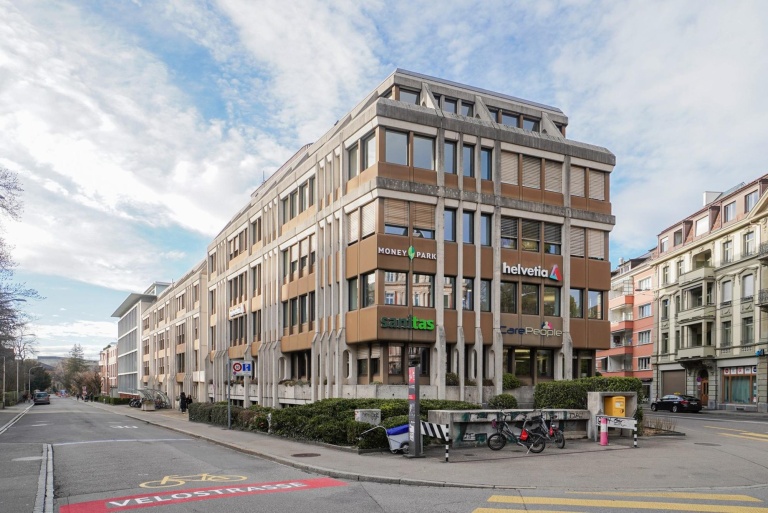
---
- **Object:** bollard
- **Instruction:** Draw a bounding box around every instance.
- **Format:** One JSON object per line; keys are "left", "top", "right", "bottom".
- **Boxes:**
{"left": 600, "top": 416, "right": 608, "bottom": 446}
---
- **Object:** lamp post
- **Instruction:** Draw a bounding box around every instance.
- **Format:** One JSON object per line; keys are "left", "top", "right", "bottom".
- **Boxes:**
{"left": 28, "top": 365, "right": 41, "bottom": 401}
{"left": 2, "top": 355, "right": 5, "bottom": 408}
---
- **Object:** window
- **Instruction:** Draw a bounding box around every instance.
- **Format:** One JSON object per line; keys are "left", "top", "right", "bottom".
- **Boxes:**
{"left": 588, "top": 170, "right": 605, "bottom": 200}
{"left": 638, "top": 330, "right": 651, "bottom": 345}
{"left": 695, "top": 217, "right": 708, "bottom": 236}
{"left": 362, "top": 272, "right": 376, "bottom": 307}
{"left": 660, "top": 237, "right": 668, "bottom": 253}
{"left": 521, "top": 284, "right": 539, "bottom": 315}
{"left": 523, "top": 117, "right": 540, "bottom": 131}
{"left": 413, "top": 135, "right": 434, "bottom": 170}
{"left": 588, "top": 229, "right": 605, "bottom": 260}
{"left": 444, "top": 141, "right": 457, "bottom": 174}
{"left": 661, "top": 332, "right": 669, "bottom": 354}
{"left": 443, "top": 276, "right": 456, "bottom": 309}
{"left": 480, "top": 148, "right": 492, "bottom": 180}
{"left": 348, "top": 144, "right": 359, "bottom": 179}
{"left": 500, "top": 216, "right": 517, "bottom": 249}
{"left": 638, "top": 303, "right": 652, "bottom": 318}
{"left": 744, "top": 231, "right": 755, "bottom": 256}
{"left": 674, "top": 230, "right": 683, "bottom": 246}
{"left": 661, "top": 298, "right": 669, "bottom": 320}
{"left": 290, "top": 298, "right": 298, "bottom": 327}
{"left": 444, "top": 209, "right": 456, "bottom": 242}
{"left": 299, "top": 295, "right": 308, "bottom": 324}
{"left": 521, "top": 220, "right": 540, "bottom": 252}
{"left": 570, "top": 227, "right": 585, "bottom": 257}
{"left": 462, "top": 144, "right": 474, "bottom": 177}
{"left": 722, "top": 280, "right": 732, "bottom": 304}
{"left": 742, "top": 274, "right": 754, "bottom": 299}
{"left": 543, "top": 286, "right": 560, "bottom": 316}
{"left": 388, "top": 345, "right": 402, "bottom": 375}
{"left": 724, "top": 201, "right": 736, "bottom": 223}
{"left": 348, "top": 277, "right": 358, "bottom": 310}
{"left": 399, "top": 89, "right": 419, "bottom": 104}
{"left": 479, "top": 280, "right": 492, "bottom": 312}
{"left": 638, "top": 357, "right": 650, "bottom": 371}
{"left": 501, "top": 111, "right": 519, "bottom": 127}
{"left": 723, "top": 240, "right": 733, "bottom": 264}
{"left": 637, "top": 277, "right": 651, "bottom": 291}
{"left": 745, "top": 190, "right": 758, "bottom": 212}
{"left": 722, "top": 321, "right": 732, "bottom": 347}
{"left": 500, "top": 281, "right": 517, "bottom": 313}
{"left": 385, "top": 130, "right": 408, "bottom": 166}
{"left": 677, "top": 260, "right": 684, "bottom": 279}
{"left": 662, "top": 266, "right": 669, "bottom": 285}
{"left": 412, "top": 274, "right": 434, "bottom": 308}
{"left": 742, "top": 316, "right": 754, "bottom": 344}
{"left": 480, "top": 213, "right": 492, "bottom": 246}
{"left": 384, "top": 272, "right": 406, "bottom": 306}
{"left": 463, "top": 211, "right": 474, "bottom": 244}
{"left": 461, "top": 101, "right": 473, "bottom": 117}
{"left": 384, "top": 198, "right": 408, "bottom": 236}
{"left": 444, "top": 98, "right": 457, "bottom": 113}
{"left": 544, "top": 223, "right": 561, "bottom": 254}
{"left": 569, "top": 289, "right": 583, "bottom": 318}
{"left": 362, "top": 133, "right": 376, "bottom": 170}
{"left": 412, "top": 203, "right": 435, "bottom": 239}
{"left": 461, "top": 278, "right": 474, "bottom": 310}
{"left": 588, "top": 290, "right": 603, "bottom": 319}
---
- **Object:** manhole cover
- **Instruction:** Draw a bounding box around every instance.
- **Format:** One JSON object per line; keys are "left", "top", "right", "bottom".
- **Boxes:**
{"left": 694, "top": 443, "right": 721, "bottom": 447}
{"left": 291, "top": 453, "right": 321, "bottom": 458}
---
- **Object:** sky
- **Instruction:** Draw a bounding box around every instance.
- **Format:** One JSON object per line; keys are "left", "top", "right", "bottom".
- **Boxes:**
{"left": 1, "top": 0, "right": 767, "bottom": 360}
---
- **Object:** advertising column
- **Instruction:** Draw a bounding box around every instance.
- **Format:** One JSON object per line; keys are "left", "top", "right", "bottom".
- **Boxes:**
{"left": 407, "top": 365, "right": 423, "bottom": 457}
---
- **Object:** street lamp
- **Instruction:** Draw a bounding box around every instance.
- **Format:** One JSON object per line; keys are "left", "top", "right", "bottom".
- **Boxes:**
{"left": 2, "top": 355, "right": 6, "bottom": 408}
{"left": 28, "top": 365, "right": 41, "bottom": 401}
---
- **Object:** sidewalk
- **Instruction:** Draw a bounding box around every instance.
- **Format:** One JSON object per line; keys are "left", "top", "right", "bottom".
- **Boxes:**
{"left": 85, "top": 402, "right": 768, "bottom": 491}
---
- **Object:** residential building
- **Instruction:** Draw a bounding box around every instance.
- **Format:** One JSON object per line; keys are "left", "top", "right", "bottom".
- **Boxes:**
{"left": 202, "top": 69, "right": 616, "bottom": 407}
{"left": 99, "top": 343, "right": 118, "bottom": 397}
{"left": 652, "top": 175, "right": 768, "bottom": 411}
{"left": 599, "top": 253, "right": 655, "bottom": 401}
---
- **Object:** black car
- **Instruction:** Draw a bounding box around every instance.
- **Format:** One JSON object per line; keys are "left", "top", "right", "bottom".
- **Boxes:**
{"left": 651, "top": 394, "right": 702, "bottom": 413}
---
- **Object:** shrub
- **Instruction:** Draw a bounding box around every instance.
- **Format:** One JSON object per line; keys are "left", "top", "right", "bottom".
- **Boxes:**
{"left": 189, "top": 402, "right": 214, "bottom": 423}
{"left": 488, "top": 393, "right": 518, "bottom": 409}
{"left": 502, "top": 373, "right": 521, "bottom": 390}
{"left": 482, "top": 379, "right": 494, "bottom": 386}
{"left": 445, "top": 372, "right": 459, "bottom": 386}
{"left": 534, "top": 376, "right": 643, "bottom": 410}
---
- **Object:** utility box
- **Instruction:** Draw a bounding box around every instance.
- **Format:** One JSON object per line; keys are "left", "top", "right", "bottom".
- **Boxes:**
{"left": 603, "top": 396, "right": 626, "bottom": 417}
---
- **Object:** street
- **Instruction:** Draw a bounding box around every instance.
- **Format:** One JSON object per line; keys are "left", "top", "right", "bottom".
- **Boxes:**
{"left": 1, "top": 397, "right": 768, "bottom": 512}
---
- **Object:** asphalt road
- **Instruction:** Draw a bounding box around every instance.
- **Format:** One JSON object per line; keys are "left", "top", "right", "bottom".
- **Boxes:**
{"left": 2, "top": 397, "right": 768, "bottom": 513}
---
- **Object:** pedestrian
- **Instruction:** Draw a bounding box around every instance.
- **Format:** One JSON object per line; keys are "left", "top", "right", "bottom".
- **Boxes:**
{"left": 180, "top": 391, "right": 187, "bottom": 413}
{"left": 185, "top": 394, "right": 192, "bottom": 412}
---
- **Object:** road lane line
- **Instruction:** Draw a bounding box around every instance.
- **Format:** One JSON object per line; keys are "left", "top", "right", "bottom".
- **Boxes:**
{"left": 488, "top": 495, "right": 768, "bottom": 512}
{"left": 0, "top": 404, "right": 34, "bottom": 435}
{"left": 568, "top": 491, "right": 761, "bottom": 501}
{"left": 54, "top": 438, "right": 193, "bottom": 446}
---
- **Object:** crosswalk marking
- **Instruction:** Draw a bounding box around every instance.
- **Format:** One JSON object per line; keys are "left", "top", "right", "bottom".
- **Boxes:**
{"left": 485, "top": 495, "right": 768, "bottom": 512}
{"left": 567, "top": 491, "right": 761, "bottom": 501}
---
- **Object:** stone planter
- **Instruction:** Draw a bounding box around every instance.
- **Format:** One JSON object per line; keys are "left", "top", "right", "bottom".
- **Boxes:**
{"left": 141, "top": 401, "right": 155, "bottom": 411}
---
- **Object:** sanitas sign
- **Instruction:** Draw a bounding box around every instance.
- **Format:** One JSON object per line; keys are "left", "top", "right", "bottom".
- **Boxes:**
{"left": 378, "top": 246, "right": 437, "bottom": 260}
{"left": 502, "top": 263, "right": 561, "bottom": 281}
{"left": 380, "top": 315, "right": 435, "bottom": 331}
{"left": 500, "top": 322, "right": 563, "bottom": 337}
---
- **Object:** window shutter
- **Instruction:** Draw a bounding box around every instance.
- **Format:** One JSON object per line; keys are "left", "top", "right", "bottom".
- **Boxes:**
{"left": 544, "top": 223, "right": 561, "bottom": 243}
{"left": 412, "top": 203, "right": 435, "bottom": 230}
{"left": 347, "top": 210, "right": 359, "bottom": 243}
{"left": 500, "top": 216, "right": 518, "bottom": 238}
{"left": 588, "top": 229, "right": 605, "bottom": 260}
{"left": 300, "top": 238, "right": 308, "bottom": 257}
{"left": 544, "top": 160, "right": 562, "bottom": 193}
{"left": 500, "top": 151, "right": 519, "bottom": 185}
{"left": 361, "top": 201, "right": 376, "bottom": 238}
{"left": 522, "top": 155, "right": 541, "bottom": 189}
{"left": 358, "top": 346, "right": 369, "bottom": 359}
{"left": 570, "top": 227, "right": 585, "bottom": 257}
{"left": 571, "top": 166, "right": 585, "bottom": 197}
{"left": 589, "top": 170, "right": 605, "bottom": 200}
{"left": 370, "top": 345, "right": 381, "bottom": 359}
{"left": 522, "top": 220, "right": 540, "bottom": 241}
{"left": 385, "top": 199, "right": 408, "bottom": 226}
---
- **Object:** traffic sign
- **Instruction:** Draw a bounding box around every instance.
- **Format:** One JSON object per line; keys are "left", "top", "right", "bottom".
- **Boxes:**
{"left": 231, "top": 361, "right": 253, "bottom": 377}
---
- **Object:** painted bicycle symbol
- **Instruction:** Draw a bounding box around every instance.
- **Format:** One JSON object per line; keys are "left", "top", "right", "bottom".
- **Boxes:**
{"left": 139, "top": 473, "right": 247, "bottom": 488}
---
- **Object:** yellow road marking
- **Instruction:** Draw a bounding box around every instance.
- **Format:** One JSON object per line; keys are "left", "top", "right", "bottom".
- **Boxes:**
{"left": 475, "top": 509, "right": 582, "bottom": 513}
{"left": 568, "top": 491, "right": 760, "bottom": 502}
{"left": 487, "top": 496, "right": 768, "bottom": 512}
{"left": 704, "top": 426, "right": 745, "bottom": 432}
{"left": 720, "top": 433, "right": 768, "bottom": 442}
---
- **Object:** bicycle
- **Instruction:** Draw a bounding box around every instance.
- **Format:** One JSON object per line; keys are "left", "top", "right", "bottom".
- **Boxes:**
{"left": 487, "top": 411, "right": 546, "bottom": 453}
{"left": 527, "top": 410, "right": 566, "bottom": 449}
{"left": 139, "top": 473, "right": 247, "bottom": 488}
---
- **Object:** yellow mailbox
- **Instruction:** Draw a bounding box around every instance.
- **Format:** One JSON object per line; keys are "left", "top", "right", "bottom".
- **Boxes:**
{"left": 604, "top": 396, "right": 626, "bottom": 417}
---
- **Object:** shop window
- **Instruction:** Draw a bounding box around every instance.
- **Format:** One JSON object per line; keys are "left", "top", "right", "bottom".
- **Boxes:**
{"left": 388, "top": 345, "right": 403, "bottom": 375}
{"left": 537, "top": 350, "right": 554, "bottom": 378}
{"left": 408, "top": 346, "right": 430, "bottom": 375}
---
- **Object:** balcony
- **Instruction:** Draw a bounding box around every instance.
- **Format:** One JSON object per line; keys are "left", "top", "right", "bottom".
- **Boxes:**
{"left": 758, "top": 242, "right": 768, "bottom": 261}
{"left": 757, "top": 289, "right": 768, "bottom": 309}
{"left": 679, "top": 266, "right": 714, "bottom": 287}
{"left": 676, "top": 303, "right": 716, "bottom": 325}
{"left": 611, "top": 320, "right": 634, "bottom": 333}
{"left": 677, "top": 345, "right": 716, "bottom": 360}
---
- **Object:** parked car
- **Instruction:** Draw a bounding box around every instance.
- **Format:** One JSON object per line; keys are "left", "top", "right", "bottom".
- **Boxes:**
{"left": 33, "top": 392, "right": 50, "bottom": 405}
{"left": 651, "top": 394, "right": 702, "bottom": 413}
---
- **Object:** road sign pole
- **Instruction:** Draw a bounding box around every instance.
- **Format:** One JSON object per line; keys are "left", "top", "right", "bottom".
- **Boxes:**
{"left": 227, "top": 353, "right": 231, "bottom": 430}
